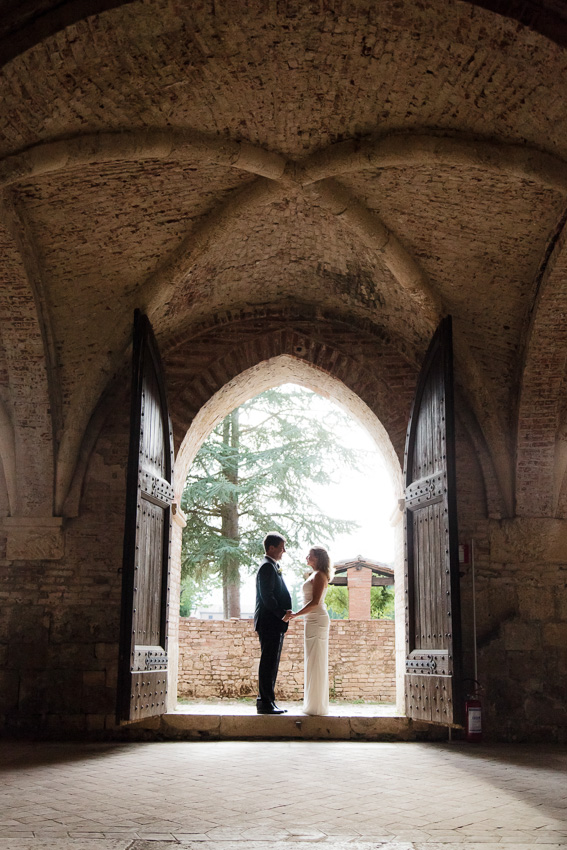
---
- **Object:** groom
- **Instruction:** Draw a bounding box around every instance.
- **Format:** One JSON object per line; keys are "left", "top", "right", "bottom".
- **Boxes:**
{"left": 254, "top": 532, "right": 292, "bottom": 715}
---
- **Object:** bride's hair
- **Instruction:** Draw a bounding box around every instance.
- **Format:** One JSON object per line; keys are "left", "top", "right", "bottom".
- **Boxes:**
{"left": 311, "top": 546, "right": 334, "bottom": 581}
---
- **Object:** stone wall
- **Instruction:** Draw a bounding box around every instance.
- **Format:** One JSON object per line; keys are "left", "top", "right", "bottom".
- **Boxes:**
{"left": 469, "top": 518, "right": 567, "bottom": 742}
{"left": 178, "top": 617, "right": 396, "bottom": 703}
{"left": 0, "top": 395, "right": 129, "bottom": 736}
{"left": 455, "top": 417, "right": 567, "bottom": 742}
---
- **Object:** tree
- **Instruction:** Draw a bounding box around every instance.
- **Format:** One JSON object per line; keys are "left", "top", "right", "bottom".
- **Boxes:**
{"left": 324, "top": 585, "right": 395, "bottom": 619}
{"left": 371, "top": 586, "right": 395, "bottom": 620}
{"left": 325, "top": 585, "right": 349, "bottom": 619}
{"left": 180, "top": 386, "right": 366, "bottom": 617}
{"left": 179, "top": 574, "right": 209, "bottom": 618}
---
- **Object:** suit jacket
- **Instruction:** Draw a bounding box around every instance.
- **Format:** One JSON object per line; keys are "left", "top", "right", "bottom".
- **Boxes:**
{"left": 254, "top": 556, "right": 292, "bottom": 635}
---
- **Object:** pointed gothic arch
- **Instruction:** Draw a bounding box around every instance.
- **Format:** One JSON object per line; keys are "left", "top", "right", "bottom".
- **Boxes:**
{"left": 174, "top": 354, "right": 403, "bottom": 502}
{"left": 169, "top": 353, "right": 407, "bottom": 712}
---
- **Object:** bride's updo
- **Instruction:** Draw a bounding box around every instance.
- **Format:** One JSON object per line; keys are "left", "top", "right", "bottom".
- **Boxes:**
{"left": 311, "top": 546, "right": 334, "bottom": 581}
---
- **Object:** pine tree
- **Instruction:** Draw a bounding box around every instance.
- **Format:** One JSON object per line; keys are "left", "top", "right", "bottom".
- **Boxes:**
{"left": 180, "top": 386, "right": 367, "bottom": 617}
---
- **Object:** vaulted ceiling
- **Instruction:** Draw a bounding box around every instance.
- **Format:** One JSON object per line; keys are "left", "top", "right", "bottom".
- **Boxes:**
{"left": 0, "top": 0, "right": 566, "bottom": 522}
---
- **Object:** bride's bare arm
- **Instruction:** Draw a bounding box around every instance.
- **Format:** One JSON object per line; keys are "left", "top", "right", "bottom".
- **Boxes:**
{"left": 290, "top": 571, "right": 327, "bottom": 618}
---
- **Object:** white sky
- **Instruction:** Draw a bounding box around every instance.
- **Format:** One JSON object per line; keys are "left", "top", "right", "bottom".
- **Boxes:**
{"left": 195, "top": 386, "right": 397, "bottom": 613}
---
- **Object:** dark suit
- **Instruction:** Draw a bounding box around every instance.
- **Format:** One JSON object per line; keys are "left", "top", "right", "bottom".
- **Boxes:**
{"left": 254, "top": 556, "right": 292, "bottom": 708}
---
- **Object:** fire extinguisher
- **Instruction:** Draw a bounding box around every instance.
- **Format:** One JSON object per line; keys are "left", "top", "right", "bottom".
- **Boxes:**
{"left": 465, "top": 680, "right": 483, "bottom": 743}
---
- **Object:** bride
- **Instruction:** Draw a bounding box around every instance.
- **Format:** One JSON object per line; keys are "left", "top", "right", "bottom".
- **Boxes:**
{"left": 289, "top": 547, "right": 332, "bottom": 715}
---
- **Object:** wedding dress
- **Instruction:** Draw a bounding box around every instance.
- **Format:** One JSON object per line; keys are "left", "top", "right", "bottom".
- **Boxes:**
{"left": 302, "top": 574, "right": 330, "bottom": 715}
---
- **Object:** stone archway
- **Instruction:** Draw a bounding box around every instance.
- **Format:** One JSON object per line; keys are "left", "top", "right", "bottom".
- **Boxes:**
{"left": 169, "top": 354, "right": 406, "bottom": 714}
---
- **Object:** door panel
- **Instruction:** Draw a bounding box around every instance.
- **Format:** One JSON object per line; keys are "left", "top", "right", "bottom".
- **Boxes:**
{"left": 117, "top": 310, "right": 174, "bottom": 723}
{"left": 403, "top": 316, "right": 462, "bottom": 725}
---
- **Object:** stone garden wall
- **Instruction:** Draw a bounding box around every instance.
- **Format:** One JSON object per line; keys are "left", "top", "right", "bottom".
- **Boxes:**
{"left": 178, "top": 617, "right": 395, "bottom": 703}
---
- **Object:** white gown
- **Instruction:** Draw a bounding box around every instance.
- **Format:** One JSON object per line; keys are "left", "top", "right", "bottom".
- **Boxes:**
{"left": 302, "top": 574, "right": 330, "bottom": 715}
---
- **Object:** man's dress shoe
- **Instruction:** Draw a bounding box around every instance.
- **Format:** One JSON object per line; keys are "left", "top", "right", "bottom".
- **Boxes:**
{"left": 256, "top": 703, "right": 286, "bottom": 715}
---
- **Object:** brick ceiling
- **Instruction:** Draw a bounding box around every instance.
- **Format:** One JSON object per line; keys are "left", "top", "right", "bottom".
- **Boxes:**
{"left": 0, "top": 0, "right": 566, "bottom": 520}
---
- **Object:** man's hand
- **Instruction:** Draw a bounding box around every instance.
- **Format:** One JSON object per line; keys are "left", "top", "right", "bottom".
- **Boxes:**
{"left": 283, "top": 609, "right": 293, "bottom": 622}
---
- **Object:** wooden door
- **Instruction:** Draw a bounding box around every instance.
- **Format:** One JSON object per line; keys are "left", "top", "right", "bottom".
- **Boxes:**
{"left": 117, "top": 310, "right": 174, "bottom": 722}
{"left": 403, "top": 316, "right": 462, "bottom": 725}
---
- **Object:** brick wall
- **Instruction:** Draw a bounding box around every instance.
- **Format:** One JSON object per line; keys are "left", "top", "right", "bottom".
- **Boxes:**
{"left": 346, "top": 566, "right": 373, "bottom": 620}
{"left": 178, "top": 617, "right": 396, "bottom": 703}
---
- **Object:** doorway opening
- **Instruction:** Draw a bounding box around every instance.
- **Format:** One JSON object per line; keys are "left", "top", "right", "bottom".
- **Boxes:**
{"left": 169, "top": 355, "right": 406, "bottom": 717}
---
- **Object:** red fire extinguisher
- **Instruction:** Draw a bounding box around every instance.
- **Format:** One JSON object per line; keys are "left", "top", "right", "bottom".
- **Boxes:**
{"left": 465, "top": 681, "right": 483, "bottom": 742}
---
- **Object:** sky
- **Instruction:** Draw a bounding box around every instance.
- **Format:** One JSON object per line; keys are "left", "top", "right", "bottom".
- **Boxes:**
{"left": 193, "top": 385, "right": 398, "bottom": 614}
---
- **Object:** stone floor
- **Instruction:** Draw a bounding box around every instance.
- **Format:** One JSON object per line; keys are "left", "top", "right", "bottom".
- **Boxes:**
{"left": 1, "top": 738, "right": 567, "bottom": 850}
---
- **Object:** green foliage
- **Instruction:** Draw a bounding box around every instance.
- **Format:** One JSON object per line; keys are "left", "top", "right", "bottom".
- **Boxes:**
{"left": 371, "top": 585, "right": 395, "bottom": 620}
{"left": 325, "top": 585, "right": 349, "bottom": 619}
{"left": 181, "top": 385, "right": 367, "bottom": 613}
{"left": 323, "top": 584, "right": 395, "bottom": 620}
{"left": 179, "top": 574, "right": 210, "bottom": 618}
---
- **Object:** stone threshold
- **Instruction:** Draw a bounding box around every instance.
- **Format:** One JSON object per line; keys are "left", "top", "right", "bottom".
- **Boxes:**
{"left": 125, "top": 703, "right": 451, "bottom": 741}
{"left": 175, "top": 699, "right": 399, "bottom": 716}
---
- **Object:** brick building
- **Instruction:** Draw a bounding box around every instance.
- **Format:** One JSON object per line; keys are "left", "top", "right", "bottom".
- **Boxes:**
{"left": 1, "top": 0, "right": 567, "bottom": 741}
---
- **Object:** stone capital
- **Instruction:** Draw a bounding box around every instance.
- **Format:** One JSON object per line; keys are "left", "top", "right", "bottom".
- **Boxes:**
{"left": 172, "top": 503, "right": 187, "bottom": 529}
{"left": 2, "top": 516, "right": 65, "bottom": 561}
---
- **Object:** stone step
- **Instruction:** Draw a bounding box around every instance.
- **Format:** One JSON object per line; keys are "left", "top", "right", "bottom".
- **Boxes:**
{"left": 126, "top": 710, "right": 450, "bottom": 741}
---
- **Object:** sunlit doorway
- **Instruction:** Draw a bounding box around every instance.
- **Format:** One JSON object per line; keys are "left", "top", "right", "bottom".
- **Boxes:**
{"left": 168, "top": 356, "right": 405, "bottom": 718}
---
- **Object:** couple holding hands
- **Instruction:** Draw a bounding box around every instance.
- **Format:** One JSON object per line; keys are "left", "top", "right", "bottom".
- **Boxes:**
{"left": 254, "top": 532, "right": 332, "bottom": 716}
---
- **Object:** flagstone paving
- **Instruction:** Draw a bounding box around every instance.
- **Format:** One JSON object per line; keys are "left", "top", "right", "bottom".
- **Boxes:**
{"left": 1, "top": 740, "right": 566, "bottom": 849}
